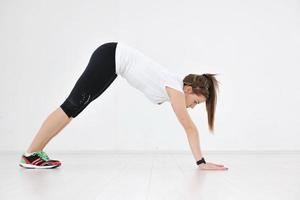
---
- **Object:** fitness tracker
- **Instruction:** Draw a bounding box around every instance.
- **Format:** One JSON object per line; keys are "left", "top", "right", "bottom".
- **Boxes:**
{"left": 196, "top": 157, "right": 206, "bottom": 165}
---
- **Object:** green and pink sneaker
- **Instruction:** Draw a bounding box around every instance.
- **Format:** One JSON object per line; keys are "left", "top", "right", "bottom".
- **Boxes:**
{"left": 19, "top": 151, "right": 61, "bottom": 169}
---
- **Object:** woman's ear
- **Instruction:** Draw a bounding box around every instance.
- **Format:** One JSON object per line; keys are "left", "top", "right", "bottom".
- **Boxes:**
{"left": 184, "top": 85, "right": 193, "bottom": 93}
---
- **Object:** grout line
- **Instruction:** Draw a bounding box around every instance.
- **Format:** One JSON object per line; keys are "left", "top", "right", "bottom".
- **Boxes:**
{"left": 94, "top": 155, "right": 129, "bottom": 200}
{"left": 4, "top": 150, "right": 300, "bottom": 155}
{"left": 145, "top": 153, "right": 154, "bottom": 200}
{"left": 171, "top": 154, "right": 185, "bottom": 176}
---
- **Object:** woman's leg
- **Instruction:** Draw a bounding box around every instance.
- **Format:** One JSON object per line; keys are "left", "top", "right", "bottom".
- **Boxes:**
{"left": 25, "top": 42, "right": 118, "bottom": 153}
{"left": 26, "top": 107, "right": 72, "bottom": 153}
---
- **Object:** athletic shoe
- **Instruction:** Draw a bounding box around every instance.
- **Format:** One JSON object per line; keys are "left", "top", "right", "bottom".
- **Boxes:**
{"left": 19, "top": 151, "right": 61, "bottom": 169}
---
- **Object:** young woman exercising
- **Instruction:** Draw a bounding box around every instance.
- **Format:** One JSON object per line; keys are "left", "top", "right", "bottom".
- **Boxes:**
{"left": 19, "top": 42, "right": 228, "bottom": 170}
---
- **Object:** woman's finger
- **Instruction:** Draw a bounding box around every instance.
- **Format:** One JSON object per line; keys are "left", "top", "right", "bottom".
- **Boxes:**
{"left": 199, "top": 164, "right": 228, "bottom": 170}
{"left": 206, "top": 162, "right": 224, "bottom": 167}
{"left": 209, "top": 163, "right": 228, "bottom": 170}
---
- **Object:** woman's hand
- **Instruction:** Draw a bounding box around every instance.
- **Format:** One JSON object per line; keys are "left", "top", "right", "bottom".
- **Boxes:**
{"left": 198, "top": 162, "right": 228, "bottom": 170}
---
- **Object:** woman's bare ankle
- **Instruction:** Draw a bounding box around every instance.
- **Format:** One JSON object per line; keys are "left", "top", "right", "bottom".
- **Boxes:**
{"left": 26, "top": 149, "right": 43, "bottom": 154}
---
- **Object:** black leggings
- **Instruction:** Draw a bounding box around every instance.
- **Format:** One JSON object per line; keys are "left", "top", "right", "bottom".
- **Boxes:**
{"left": 60, "top": 42, "right": 118, "bottom": 118}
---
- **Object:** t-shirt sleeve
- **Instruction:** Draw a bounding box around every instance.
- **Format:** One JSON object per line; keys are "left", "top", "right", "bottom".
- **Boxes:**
{"left": 163, "top": 77, "right": 184, "bottom": 94}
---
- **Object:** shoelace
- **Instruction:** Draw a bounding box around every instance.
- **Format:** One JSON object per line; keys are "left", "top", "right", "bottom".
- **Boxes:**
{"left": 34, "top": 151, "right": 50, "bottom": 161}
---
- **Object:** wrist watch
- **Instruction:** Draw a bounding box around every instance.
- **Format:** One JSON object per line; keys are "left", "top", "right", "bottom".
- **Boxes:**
{"left": 196, "top": 157, "right": 206, "bottom": 165}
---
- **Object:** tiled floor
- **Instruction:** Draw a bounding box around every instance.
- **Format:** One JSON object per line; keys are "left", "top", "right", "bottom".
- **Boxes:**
{"left": 1, "top": 152, "right": 299, "bottom": 200}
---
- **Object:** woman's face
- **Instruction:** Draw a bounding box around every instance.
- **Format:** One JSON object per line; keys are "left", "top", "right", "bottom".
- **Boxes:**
{"left": 183, "top": 86, "right": 206, "bottom": 109}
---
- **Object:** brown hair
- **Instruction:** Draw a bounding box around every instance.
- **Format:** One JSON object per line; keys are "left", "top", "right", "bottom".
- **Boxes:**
{"left": 183, "top": 73, "right": 220, "bottom": 133}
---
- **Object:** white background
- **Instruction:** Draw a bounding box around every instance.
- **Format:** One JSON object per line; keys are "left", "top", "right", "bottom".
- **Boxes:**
{"left": 0, "top": 0, "right": 299, "bottom": 152}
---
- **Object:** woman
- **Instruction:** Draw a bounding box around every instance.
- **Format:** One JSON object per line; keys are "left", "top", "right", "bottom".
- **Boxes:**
{"left": 19, "top": 42, "right": 228, "bottom": 170}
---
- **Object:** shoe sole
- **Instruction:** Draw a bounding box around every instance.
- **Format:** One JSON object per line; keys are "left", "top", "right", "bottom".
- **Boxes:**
{"left": 19, "top": 163, "right": 61, "bottom": 169}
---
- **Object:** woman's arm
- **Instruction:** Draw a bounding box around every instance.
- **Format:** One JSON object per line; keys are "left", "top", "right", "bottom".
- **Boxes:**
{"left": 184, "top": 127, "right": 203, "bottom": 161}
{"left": 165, "top": 86, "right": 203, "bottom": 161}
{"left": 166, "top": 86, "right": 228, "bottom": 170}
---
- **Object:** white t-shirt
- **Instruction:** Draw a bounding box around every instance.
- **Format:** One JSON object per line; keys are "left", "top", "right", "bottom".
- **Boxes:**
{"left": 115, "top": 42, "right": 184, "bottom": 105}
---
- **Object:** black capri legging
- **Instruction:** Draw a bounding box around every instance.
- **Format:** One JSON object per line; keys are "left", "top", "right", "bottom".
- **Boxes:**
{"left": 60, "top": 42, "right": 118, "bottom": 118}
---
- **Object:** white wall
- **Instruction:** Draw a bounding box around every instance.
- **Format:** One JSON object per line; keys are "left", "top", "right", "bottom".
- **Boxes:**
{"left": 0, "top": 0, "right": 299, "bottom": 152}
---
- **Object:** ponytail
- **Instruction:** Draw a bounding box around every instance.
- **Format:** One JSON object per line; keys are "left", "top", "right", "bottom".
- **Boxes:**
{"left": 183, "top": 73, "right": 220, "bottom": 133}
